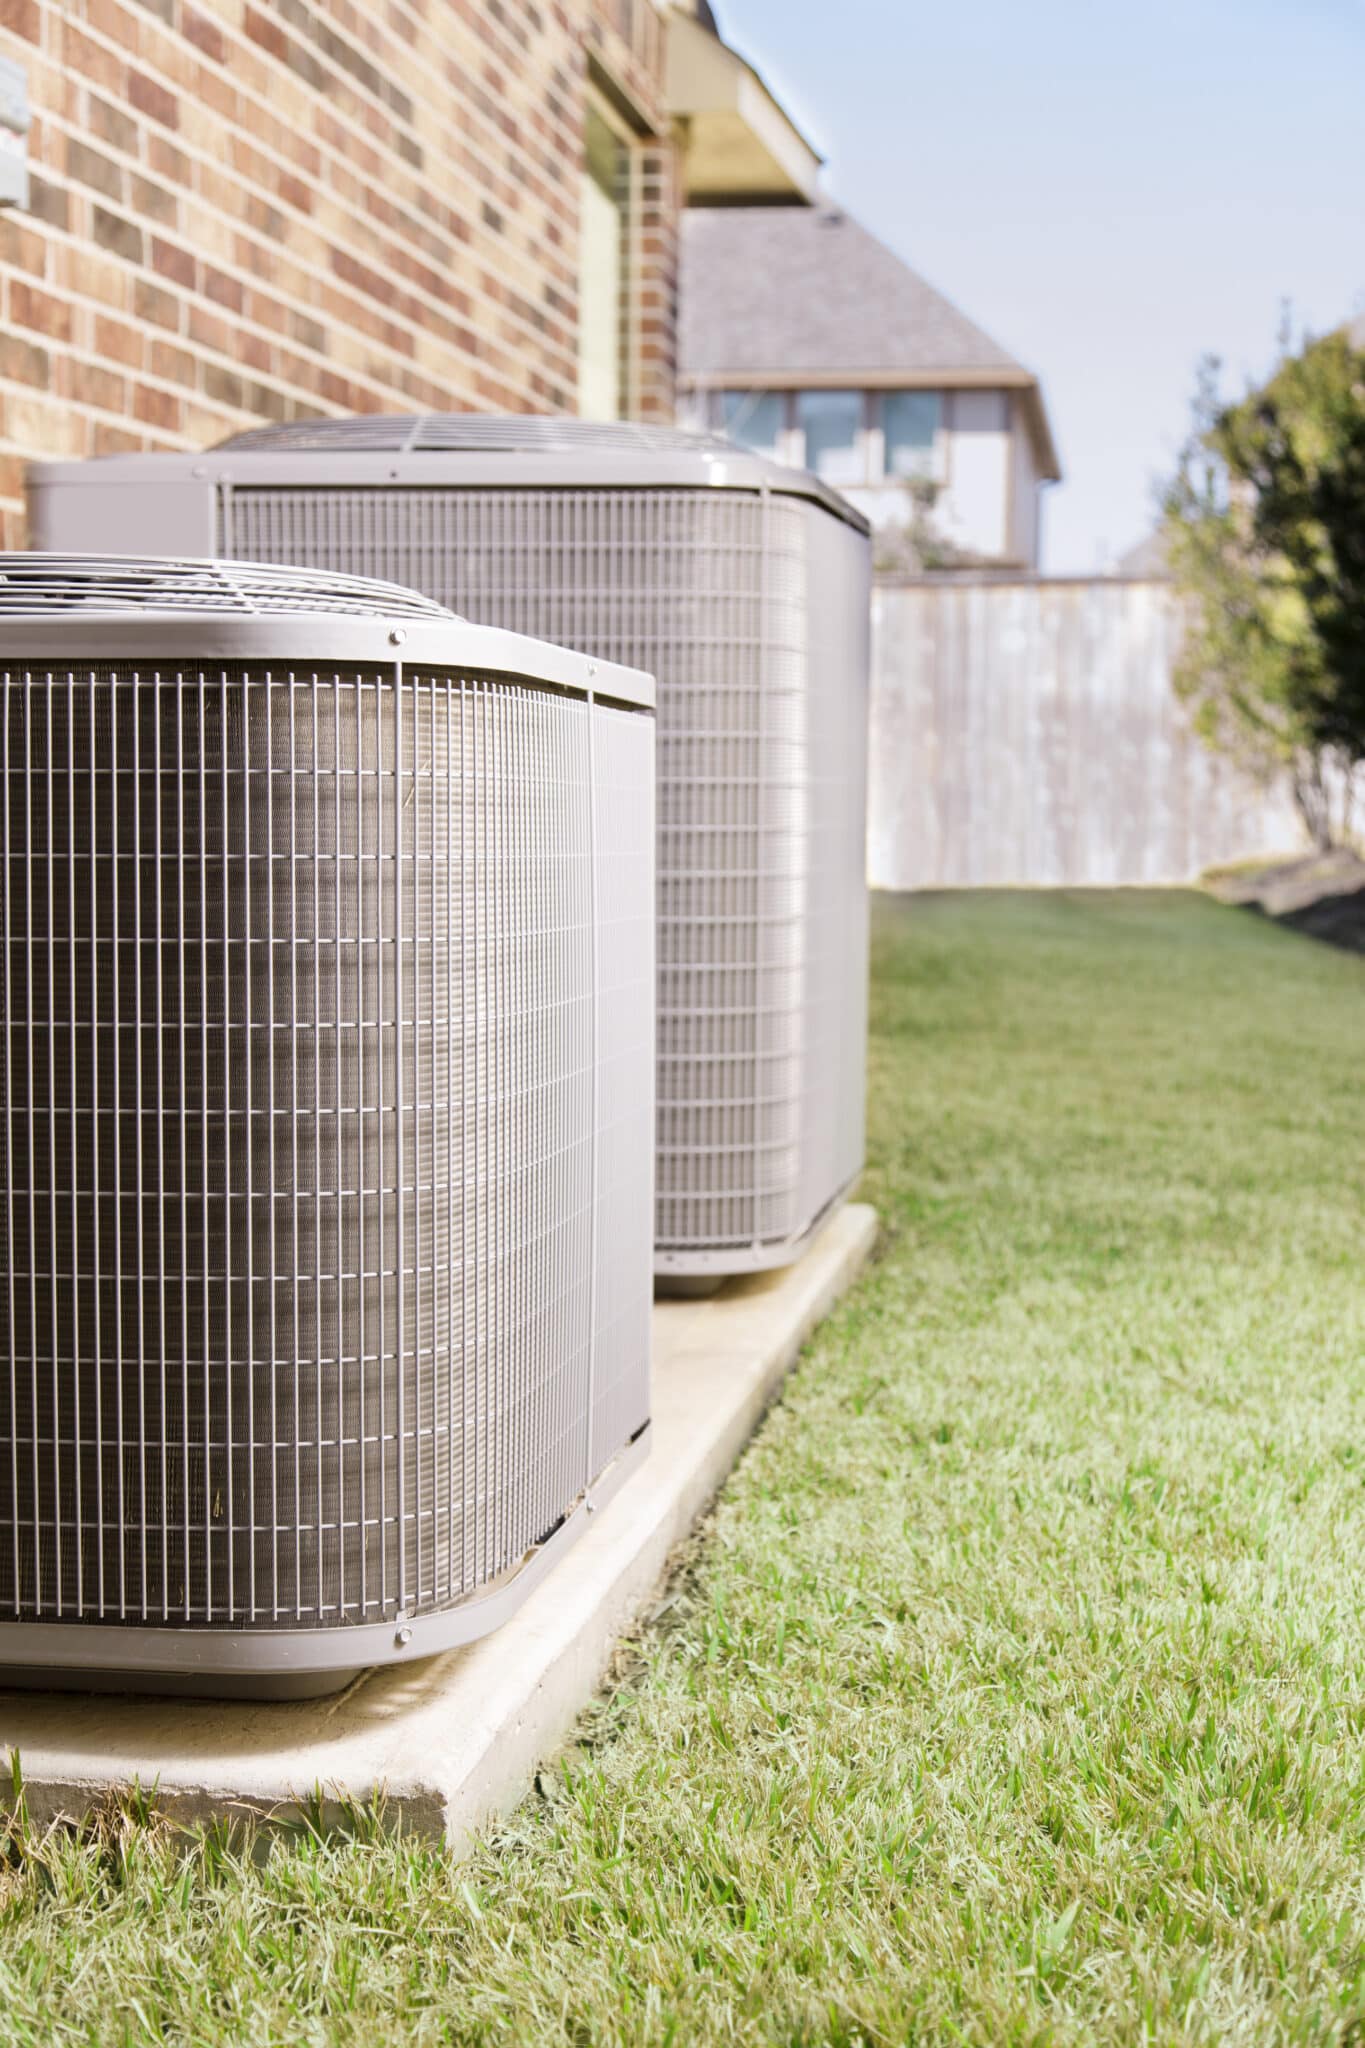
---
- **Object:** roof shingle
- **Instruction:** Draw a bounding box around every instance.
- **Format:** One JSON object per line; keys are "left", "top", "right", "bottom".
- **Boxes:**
{"left": 680, "top": 206, "right": 1027, "bottom": 380}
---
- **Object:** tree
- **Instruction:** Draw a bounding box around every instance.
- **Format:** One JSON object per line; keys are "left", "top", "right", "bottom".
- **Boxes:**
{"left": 1161, "top": 329, "right": 1365, "bottom": 847}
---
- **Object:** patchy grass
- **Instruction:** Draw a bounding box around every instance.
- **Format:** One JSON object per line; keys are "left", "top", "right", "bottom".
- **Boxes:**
{"left": 4, "top": 889, "right": 1365, "bottom": 2046}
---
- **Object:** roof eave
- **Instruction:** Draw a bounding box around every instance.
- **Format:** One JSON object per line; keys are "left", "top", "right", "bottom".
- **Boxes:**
{"left": 666, "top": 8, "right": 823, "bottom": 205}
{"left": 680, "top": 364, "right": 1038, "bottom": 391}
{"left": 1018, "top": 385, "right": 1062, "bottom": 483}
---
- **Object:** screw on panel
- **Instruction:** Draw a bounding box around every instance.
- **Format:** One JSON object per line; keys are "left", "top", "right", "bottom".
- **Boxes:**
{"left": 389, "top": 628, "right": 406, "bottom": 647}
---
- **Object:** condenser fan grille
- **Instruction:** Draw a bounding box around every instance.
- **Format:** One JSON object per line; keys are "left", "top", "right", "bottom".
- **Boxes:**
{"left": 0, "top": 556, "right": 453, "bottom": 619}
{"left": 0, "top": 661, "right": 653, "bottom": 1628}
{"left": 223, "top": 484, "right": 860, "bottom": 1259}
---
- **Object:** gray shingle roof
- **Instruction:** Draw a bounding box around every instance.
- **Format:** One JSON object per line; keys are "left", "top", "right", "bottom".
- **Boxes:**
{"left": 680, "top": 206, "right": 1027, "bottom": 380}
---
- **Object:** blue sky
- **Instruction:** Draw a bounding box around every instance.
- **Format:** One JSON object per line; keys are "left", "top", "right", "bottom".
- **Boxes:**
{"left": 710, "top": 0, "right": 1365, "bottom": 571}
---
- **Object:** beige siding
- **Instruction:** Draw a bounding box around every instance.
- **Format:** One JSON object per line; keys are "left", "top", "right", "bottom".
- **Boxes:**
{"left": 869, "top": 578, "right": 1306, "bottom": 889}
{"left": 1007, "top": 399, "right": 1040, "bottom": 568}
{"left": 939, "top": 390, "right": 1009, "bottom": 560}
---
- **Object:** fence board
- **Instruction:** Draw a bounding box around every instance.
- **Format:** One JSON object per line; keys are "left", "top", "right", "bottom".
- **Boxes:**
{"left": 868, "top": 578, "right": 1305, "bottom": 889}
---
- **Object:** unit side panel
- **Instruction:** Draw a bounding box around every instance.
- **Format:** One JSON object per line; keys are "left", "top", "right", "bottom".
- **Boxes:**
{"left": 798, "top": 508, "right": 871, "bottom": 1225}
{"left": 28, "top": 480, "right": 218, "bottom": 559}
{"left": 588, "top": 702, "right": 655, "bottom": 1474}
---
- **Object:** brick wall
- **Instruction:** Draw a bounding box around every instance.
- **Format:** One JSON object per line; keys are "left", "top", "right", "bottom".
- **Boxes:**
{"left": 0, "top": 0, "right": 677, "bottom": 546}
{"left": 632, "top": 134, "right": 679, "bottom": 423}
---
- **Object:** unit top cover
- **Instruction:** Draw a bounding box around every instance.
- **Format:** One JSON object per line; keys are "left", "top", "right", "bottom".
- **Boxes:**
{"left": 0, "top": 555, "right": 457, "bottom": 619}
{"left": 204, "top": 414, "right": 871, "bottom": 533}
{"left": 214, "top": 415, "right": 748, "bottom": 458}
{"left": 0, "top": 554, "right": 655, "bottom": 709}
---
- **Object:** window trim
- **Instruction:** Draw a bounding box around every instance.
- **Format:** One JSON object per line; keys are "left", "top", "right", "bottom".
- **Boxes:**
{"left": 580, "top": 82, "right": 642, "bottom": 423}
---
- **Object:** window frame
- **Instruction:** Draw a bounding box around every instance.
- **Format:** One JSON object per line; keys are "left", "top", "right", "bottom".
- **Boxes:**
{"left": 877, "top": 390, "right": 944, "bottom": 485}
{"left": 579, "top": 83, "right": 640, "bottom": 423}
{"left": 713, "top": 389, "right": 882, "bottom": 482}
{"left": 794, "top": 388, "right": 870, "bottom": 487}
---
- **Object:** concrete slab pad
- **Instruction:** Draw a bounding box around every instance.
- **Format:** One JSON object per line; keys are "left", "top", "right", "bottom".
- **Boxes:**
{"left": 0, "top": 1204, "right": 877, "bottom": 1848}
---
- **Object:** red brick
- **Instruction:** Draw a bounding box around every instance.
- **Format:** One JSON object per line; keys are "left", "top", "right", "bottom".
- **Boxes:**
{"left": 242, "top": 8, "right": 288, "bottom": 64}
{"left": 92, "top": 422, "right": 143, "bottom": 455}
{"left": 130, "top": 176, "right": 178, "bottom": 226}
{"left": 59, "top": 23, "right": 125, "bottom": 94}
{"left": 128, "top": 70, "right": 179, "bottom": 131}
{"left": 59, "top": 357, "right": 125, "bottom": 411}
{"left": 0, "top": 0, "right": 41, "bottom": 43}
{"left": 88, "top": 95, "right": 138, "bottom": 157}
{"left": 133, "top": 277, "right": 180, "bottom": 330}
{"left": 238, "top": 329, "right": 271, "bottom": 375}
{"left": 150, "top": 236, "right": 195, "bottom": 289}
{"left": 94, "top": 314, "right": 143, "bottom": 367}
{"left": 192, "top": 60, "right": 238, "bottom": 122}
{"left": 0, "top": 214, "right": 48, "bottom": 276}
{"left": 201, "top": 360, "right": 244, "bottom": 410}
{"left": 277, "top": 171, "right": 312, "bottom": 215}
{"left": 182, "top": 6, "right": 226, "bottom": 61}
{"left": 91, "top": 207, "right": 143, "bottom": 264}
{"left": 26, "top": 176, "right": 70, "bottom": 233}
{"left": 132, "top": 382, "right": 183, "bottom": 430}
{"left": 202, "top": 266, "right": 244, "bottom": 314}
{"left": 10, "top": 281, "right": 74, "bottom": 345}
{"left": 0, "top": 332, "right": 48, "bottom": 387}
{"left": 148, "top": 137, "right": 192, "bottom": 185}
{"left": 65, "top": 138, "right": 123, "bottom": 202}
{"left": 186, "top": 304, "right": 230, "bottom": 355}
{"left": 148, "top": 336, "right": 195, "bottom": 386}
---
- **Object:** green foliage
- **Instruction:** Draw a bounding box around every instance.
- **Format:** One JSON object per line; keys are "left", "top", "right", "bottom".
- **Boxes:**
{"left": 1163, "top": 329, "right": 1365, "bottom": 845}
{"left": 5, "top": 894, "right": 1365, "bottom": 2043}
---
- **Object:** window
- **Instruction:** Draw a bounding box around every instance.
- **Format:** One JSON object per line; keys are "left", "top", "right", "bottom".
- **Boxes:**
{"left": 579, "top": 99, "right": 629, "bottom": 422}
{"left": 882, "top": 391, "right": 941, "bottom": 478}
{"left": 797, "top": 390, "right": 864, "bottom": 485}
{"left": 0, "top": 57, "right": 28, "bottom": 211}
{"left": 720, "top": 390, "right": 785, "bottom": 460}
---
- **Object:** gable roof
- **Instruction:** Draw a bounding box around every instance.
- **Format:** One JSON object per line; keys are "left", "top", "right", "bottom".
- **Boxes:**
{"left": 680, "top": 205, "right": 1061, "bottom": 479}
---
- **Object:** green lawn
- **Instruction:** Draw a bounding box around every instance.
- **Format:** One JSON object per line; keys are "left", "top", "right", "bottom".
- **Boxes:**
{"left": 5, "top": 889, "right": 1365, "bottom": 2046}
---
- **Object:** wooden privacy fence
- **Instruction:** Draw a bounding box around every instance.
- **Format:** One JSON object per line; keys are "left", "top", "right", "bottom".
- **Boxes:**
{"left": 868, "top": 577, "right": 1305, "bottom": 889}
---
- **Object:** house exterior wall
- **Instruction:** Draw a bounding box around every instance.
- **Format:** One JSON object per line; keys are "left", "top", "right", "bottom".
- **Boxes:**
{"left": 1007, "top": 397, "right": 1041, "bottom": 568}
{"left": 937, "top": 389, "right": 1009, "bottom": 561}
{"left": 686, "top": 374, "right": 1046, "bottom": 568}
{"left": 630, "top": 124, "right": 683, "bottom": 424}
{"left": 0, "top": 0, "right": 676, "bottom": 548}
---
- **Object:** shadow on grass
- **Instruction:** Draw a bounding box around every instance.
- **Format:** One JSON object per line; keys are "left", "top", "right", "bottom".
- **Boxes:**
{"left": 1206, "top": 849, "right": 1365, "bottom": 956}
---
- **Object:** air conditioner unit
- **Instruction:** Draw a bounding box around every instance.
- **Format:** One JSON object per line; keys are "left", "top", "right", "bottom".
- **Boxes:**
{"left": 29, "top": 421, "right": 871, "bottom": 1281}
{"left": 0, "top": 555, "right": 655, "bottom": 1696}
